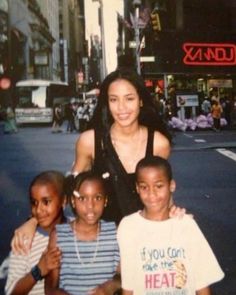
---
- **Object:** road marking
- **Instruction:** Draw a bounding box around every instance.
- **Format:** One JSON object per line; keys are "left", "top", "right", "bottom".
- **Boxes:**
{"left": 216, "top": 148, "right": 236, "bottom": 162}
{"left": 194, "top": 139, "right": 206, "bottom": 143}
{"left": 183, "top": 134, "right": 193, "bottom": 138}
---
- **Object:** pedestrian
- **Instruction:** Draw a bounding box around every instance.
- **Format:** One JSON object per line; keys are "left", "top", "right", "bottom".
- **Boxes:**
{"left": 52, "top": 103, "right": 63, "bottom": 133}
{"left": 232, "top": 95, "right": 236, "bottom": 127}
{"left": 201, "top": 97, "right": 211, "bottom": 116}
{"left": 211, "top": 100, "right": 223, "bottom": 131}
{"left": 223, "top": 96, "right": 231, "bottom": 127}
{"left": 72, "top": 67, "right": 173, "bottom": 223}
{"left": 117, "top": 156, "right": 224, "bottom": 294}
{"left": 5, "top": 171, "right": 66, "bottom": 295}
{"left": 66, "top": 100, "right": 76, "bottom": 133}
{"left": 76, "top": 102, "right": 86, "bottom": 132}
{"left": 45, "top": 170, "right": 121, "bottom": 295}
{"left": 3, "top": 104, "right": 18, "bottom": 134}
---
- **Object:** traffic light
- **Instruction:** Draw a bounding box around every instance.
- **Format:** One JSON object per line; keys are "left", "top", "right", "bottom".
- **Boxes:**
{"left": 150, "top": 12, "right": 161, "bottom": 31}
{"left": 0, "top": 77, "right": 11, "bottom": 90}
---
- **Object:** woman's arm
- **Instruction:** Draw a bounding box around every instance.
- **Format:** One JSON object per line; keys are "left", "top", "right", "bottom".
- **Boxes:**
{"left": 71, "top": 129, "right": 95, "bottom": 173}
{"left": 153, "top": 131, "right": 171, "bottom": 160}
{"left": 153, "top": 131, "right": 188, "bottom": 218}
{"left": 196, "top": 286, "right": 211, "bottom": 295}
{"left": 11, "top": 217, "right": 38, "bottom": 255}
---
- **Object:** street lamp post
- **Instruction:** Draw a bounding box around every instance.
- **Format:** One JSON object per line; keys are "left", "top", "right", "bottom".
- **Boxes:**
{"left": 133, "top": 0, "right": 141, "bottom": 74}
{"left": 92, "top": 0, "right": 106, "bottom": 80}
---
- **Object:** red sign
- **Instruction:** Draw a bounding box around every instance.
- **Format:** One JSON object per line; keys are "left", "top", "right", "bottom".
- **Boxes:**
{"left": 145, "top": 79, "right": 153, "bottom": 87}
{"left": 183, "top": 43, "right": 236, "bottom": 66}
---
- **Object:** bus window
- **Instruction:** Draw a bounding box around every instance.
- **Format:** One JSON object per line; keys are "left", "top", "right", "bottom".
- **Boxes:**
{"left": 32, "top": 86, "right": 46, "bottom": 107}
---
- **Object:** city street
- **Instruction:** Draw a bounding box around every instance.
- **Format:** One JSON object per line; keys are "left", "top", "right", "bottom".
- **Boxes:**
{"left": 0, "top": 124, "right": 236, "bottom": 294}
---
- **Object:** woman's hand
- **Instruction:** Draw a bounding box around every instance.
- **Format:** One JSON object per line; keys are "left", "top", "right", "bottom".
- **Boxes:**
{"left": 169, "top": 205, "right": 187, "bottom": 219}
{"left": 11, "top": 217, "right": 38, "bottom": 255}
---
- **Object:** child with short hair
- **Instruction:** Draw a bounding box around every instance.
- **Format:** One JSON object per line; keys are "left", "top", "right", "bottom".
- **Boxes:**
{"left": 5, "top": 170, "right": 66, "bottom": 295}
{"left": 117, "top": 156, "right": 224, "bottom": 295}
{"left": 45, "top": 170, "right": 120, "bottom": 295}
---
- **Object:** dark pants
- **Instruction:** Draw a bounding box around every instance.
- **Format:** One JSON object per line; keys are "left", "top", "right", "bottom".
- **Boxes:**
{"left": 213, "top": 117, "right": 220, "bottom": 130}
{"left": 67, "top": 119, "right": 75, "bottom": 132}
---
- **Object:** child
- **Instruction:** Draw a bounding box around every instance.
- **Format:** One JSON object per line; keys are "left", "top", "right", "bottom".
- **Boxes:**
{"left": 45, "top": 171, "right": 121, "bottom": 295}
{"left": 117, "top": 156, "right": 224, "bottom": 295}
{"left": 5, "top": 170, "right": 66, "bottom": 295}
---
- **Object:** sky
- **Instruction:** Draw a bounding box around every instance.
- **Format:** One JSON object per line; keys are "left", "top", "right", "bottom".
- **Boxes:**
{"left": 84, "top": 0, "right": 123, "bottom": 75}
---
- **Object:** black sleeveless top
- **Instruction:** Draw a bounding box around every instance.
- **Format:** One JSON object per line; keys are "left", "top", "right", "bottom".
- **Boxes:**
{"left": 93, "top": 127, "right": 154, "bottom": 224}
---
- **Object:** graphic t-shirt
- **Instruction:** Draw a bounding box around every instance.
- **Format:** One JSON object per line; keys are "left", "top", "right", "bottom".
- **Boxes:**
{"left": 117, "top": 213, "right": 224, "bottom": 295}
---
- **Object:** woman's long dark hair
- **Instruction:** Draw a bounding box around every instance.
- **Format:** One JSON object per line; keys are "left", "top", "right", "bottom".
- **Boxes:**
{"left": 88, "top": 67, "right": 172, "bottom": 143}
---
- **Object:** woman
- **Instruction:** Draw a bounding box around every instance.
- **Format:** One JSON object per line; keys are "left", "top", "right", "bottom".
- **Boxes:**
{"left": 72, "top": 68, "right": 171, "bottom": 223}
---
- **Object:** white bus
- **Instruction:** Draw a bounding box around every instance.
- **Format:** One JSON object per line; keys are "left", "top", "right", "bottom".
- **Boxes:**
{"left": 14, "top": 80, "right": 72, "bottom": 124}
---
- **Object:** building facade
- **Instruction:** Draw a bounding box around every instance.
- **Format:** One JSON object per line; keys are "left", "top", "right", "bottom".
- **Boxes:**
{"left": 119, "top": 0, "right": 236, "bottom": 114}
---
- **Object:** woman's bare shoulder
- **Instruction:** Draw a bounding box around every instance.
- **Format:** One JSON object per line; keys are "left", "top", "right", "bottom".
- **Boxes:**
{"left": 73, "top": 129, "right": 95, "bottom": 172}
{"left": 153, "top": 130, "right": 171, "bottom": 159}
{"left": 76, "top": 129, "right": 95, "bottom": 148}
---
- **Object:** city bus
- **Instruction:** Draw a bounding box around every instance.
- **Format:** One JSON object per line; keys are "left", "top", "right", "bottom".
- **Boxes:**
{"left": 14, "top": 79, "right": 72, "bottom": 124}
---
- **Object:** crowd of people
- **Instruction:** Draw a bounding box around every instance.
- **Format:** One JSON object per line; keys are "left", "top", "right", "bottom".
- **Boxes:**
{"left": 161, "top": 94, "right": 236, "bottom": 132}
{"left": 51, "top": 97, "right": 97, "bottom": 134}
{"left": 5, "top": 68, "right": 224, "bottom": 294}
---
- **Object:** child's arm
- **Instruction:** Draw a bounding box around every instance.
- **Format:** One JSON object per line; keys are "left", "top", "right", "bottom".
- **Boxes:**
{"left": 7, "top": 245, "right": 61, "bottom": 295}
{"left": 11, "top": 217, "right": 38, "bottom": 255}
{"left": 88, "top": 279, "right": 121, "bottom": 295}
{"left": 122, "top": 290, "right": 133, "bottom": 295}
{"left": 7, "top": 269, "right": 39, "bottom": 295}
{"left": 196, "top": 287, "right": 211, "bottom": 295}
{"left": 45, "top": 228, "right": 69, "bottom": 295}
{"left": 88, "top": 267, "right": 121, "bottom": 295}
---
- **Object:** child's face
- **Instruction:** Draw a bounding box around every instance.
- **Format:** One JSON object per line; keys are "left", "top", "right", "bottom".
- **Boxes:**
{"left": 73, "top": 179, "right": 107, "bottom": 226}
{"left": 30, "top": 183, "right": 64, "bottom": 232}
{"left": 136, "top": 166, "right": 176, "bottom": 218}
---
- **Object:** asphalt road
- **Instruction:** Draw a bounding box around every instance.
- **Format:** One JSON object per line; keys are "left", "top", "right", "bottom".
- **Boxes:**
{"left": 0, "top": 124, "right": 236, "bottom": 294}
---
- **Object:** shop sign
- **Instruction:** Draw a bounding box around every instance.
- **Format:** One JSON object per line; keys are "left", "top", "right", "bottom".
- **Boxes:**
{"left": 183, "top": 43, "right": 236, "bottom": 66}
{"left": 140, "top": 56, "right": 155, "bottom": 62}
{"left": 208, "top": 79, "right": 233, "bottom": 88}
{"left": 176, "top": 94, "right": 199, "bottom": 107}
{"left": 34, "top": 51, "right": 48, "bottom": 66}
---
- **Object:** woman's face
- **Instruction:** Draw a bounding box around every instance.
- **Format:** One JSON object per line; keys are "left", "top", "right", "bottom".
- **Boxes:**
{"left": 107, "top": 79, "right": 141, "bottom": 128}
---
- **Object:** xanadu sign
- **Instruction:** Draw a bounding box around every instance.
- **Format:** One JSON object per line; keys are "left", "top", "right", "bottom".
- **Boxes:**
{"left": 182, "top": 43, "right": 236, "bottom": 66}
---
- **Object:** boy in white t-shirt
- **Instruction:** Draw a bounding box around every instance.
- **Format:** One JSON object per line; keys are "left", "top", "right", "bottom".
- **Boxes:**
{"left": 117, "top": 156, "right": 224, "bottom": 295}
